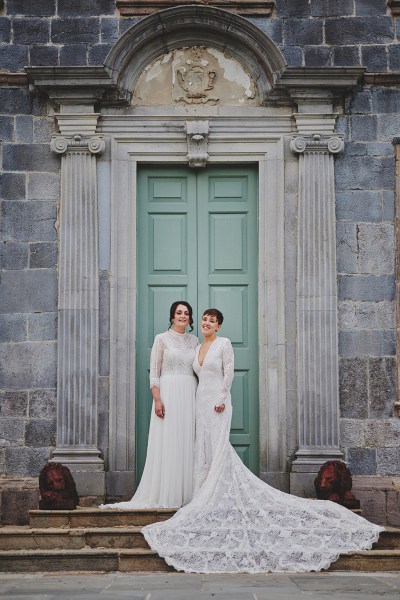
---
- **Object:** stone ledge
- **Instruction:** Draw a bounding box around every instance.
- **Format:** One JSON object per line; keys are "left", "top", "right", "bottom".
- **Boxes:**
{"left": 0, "top": 72, "right": 28, "bottom": 86}
{"left": 116, "top": 0, "right": 274, "bottom": 17}
{"left": 364, "top": 72, "right": 400, "bottom": 86}
{"left": 388, "top": 0, "right": 400, "bottom": 16}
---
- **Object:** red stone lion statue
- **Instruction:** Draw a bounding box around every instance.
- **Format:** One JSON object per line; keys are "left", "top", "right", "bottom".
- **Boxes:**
{"left": 39, "top": 462, "right": 79, "bottom": 510}
{"left": 314, "top": 460, "right": 360, "bottom": 509}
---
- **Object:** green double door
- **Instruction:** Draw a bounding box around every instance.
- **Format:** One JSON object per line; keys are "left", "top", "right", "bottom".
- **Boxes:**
{"left": 136, "top": 165, "right": 259, "bottom": 479}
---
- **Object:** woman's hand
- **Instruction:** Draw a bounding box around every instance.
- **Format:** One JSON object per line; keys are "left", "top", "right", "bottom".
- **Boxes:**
{"left": 154, "top": 398, "right": 165, "bottom": 418}
{"left": 214, "top": 403, "right": 225, "bottom": 413}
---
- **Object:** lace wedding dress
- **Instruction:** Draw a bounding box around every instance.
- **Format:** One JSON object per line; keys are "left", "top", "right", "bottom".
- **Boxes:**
{"left": 143, "top": 336, "right": 383, "bottom": 573}
{"left": 100, "top": 329, "right": 198, "bottom": 510}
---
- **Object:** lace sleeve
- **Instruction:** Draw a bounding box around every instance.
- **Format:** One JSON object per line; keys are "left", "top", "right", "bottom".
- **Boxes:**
{"left": 149, "top": 334, "right": 164, "bottom": 389}
{"left": 216, "top": 338, "right": 234, "bottom": 406}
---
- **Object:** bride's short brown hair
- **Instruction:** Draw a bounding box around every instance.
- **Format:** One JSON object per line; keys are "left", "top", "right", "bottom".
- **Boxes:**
{"left": 203, "top": 308, "right": 224, "bottom": 325}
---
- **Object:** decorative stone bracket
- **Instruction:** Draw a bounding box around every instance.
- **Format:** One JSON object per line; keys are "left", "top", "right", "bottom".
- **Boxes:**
{"left": 186, "top": 121, "right": 209, "bottom": 167}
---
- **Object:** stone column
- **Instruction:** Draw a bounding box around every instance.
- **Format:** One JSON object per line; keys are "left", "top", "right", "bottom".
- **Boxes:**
{"left": 50, "top": 114, "right": 105, "bottom": 496}
{"left": 290, "top": 132, "right": 345, "bottom": 496}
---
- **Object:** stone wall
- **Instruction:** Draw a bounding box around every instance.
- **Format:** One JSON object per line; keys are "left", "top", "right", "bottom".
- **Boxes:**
{"left": 0, "top": 0, "right": 399, "bottom": 524}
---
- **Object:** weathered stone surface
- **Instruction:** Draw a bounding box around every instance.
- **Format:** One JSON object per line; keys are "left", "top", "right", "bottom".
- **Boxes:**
{"left": 25, "top": 418, "right": 56, "bottom": 447}
{"left": 369, "top": 358, "right": 396, "bottom": 418}
{"left": 30, "top": 45, "right": 59, "bottom": 66}
{"left": 99, "top": 338, "right": 110, "bottom": 376}
{"left": 377, "top": 448, "right": 400, "bottom": 476}
{"left": 29, "top": 242, "right": 57, "bottom": 268}
{"left": 387, "top": 491, "right": 400, "bottom": 527}
{"left": 366, "top": 142, "right": 394, "bottom": 156}
{"left": 28, "top": 313, "right": 57, "bottom": 341}
{"left": 0, "top": 390, "right": 28, "bottom": 417}
{"left": 277, "top": 0, "right": 310, "bottom": 17}
{"left": 336, "top": 190, "right": 381, "bottom": 222}
{"left": 0, "top": 44, "right": 29, "bottom": 71}
{"left": 356, "top": 0, "right": 388, "bottom": 15}
{"left": 15, "top": 115, "right": 33, "bottom": 143}
{"left": 0, "top": 242, "right": 29, "bottom": 270}
{"left": 13, "top": 18, "right": 50, "bottom": 44}
{"left": 0, "top": 314, "right": 27, "bottom": 342}
{"left": 372, "top": 88, "right": 400, "bottom": 113}
{"left": 333, "top": 46, "right": 360, "bottom": 66}
{"left": 0, "top": 116, "right": 14, "bottom": 141}
{"left": 280, "top": 45, "right": 302, "bottom": 66}
{"left": 339, "top": 331, "right": 395, "bottom": 357}
{"left": 311, "top": 0, "right": 353, "bottom": 16}
{"left": 98, "top": 376, "right": 109, "bottom": 414}
{"left": 60, "top": 44, "right": 87, "bottom": 66}
{"left": 1, "top": 201, "right": 57, "bottom": 241}
{"left": 51, "top": 17, "right": 100, "bottom": 44}
{"left": 351, "top": 115, "right": 377, "bottom": 141}
{"left": 88, "top": 44, "right": 113, "bottom": 65}
{"left": 0, "top": 418, "right": 25, "bottom": 445}
{"left": 3, "top": 144, "right": 59, "bottom": 173}
{"left": 283, "top": 19, "right": 323, "bottom": 46}
{"left": 338, "top": 301, "right": 394, "bottom": 331}
{"left": 342, "top": 142, "right": 367, "bottom": 157}
{"left": 0, "top": 270, "right": 57, "bottom": 313}
{"left": 58, "top": 0, "right": 115, "bottom": 15}
{"left": 0, "top": 489, "right": 39, "bottom": 525}
{"left": 365, "top": 419, "right": 400, "bottom": 446}
{"left": 388, "top": 44, "right": 400, "bottom": 71}
{"left": 335, "top": 155, "right": 394, "bottom": 190}
{"left": 347, "top": 448, "right": 377, "bottom": 475}
{"left": 0, "top": 173, "right": 26, "bottom": 200}
{"left": 5, "top": 446, "right": 49, "bottom": 477}
{"left": 383, "top": 191, "right": 395, "bottom": 221}
{"left": 99, "top": 271, "right": 110, "bottom": 340}
{"left": 7, "top": 0, "right": 56, "bottom": 15}
{"left": 304, "top": 46, "right": 331, "bottom": 67}
{"left": 0, "top": 89, "right": 31, "bottom": 115}
{"left": 101, "top": 17, "right": 119, "bottom": 43}
{"left": 325, "top": 17, "right": 393, "bottom": 45}
{"left": 361, "top": 45, "right": 388, "bottom": 71}
{"left": 29, "top": 389, "right": 56, "bottom": 419}
{"left": 28, "top": 172, "right": 60, "bottom": 200}
{"left": 0, "top": 17, "right": 11, "bottom": 43}
{"left": 336, "top": 222, "right": 357, "bottom": 273}
{"left": 357, "top": 224, "right": 394, "bottom": 274}
{"left": 338, "top": 275, "right": 395, "bottom": 301}
{"left": 352, "top": 489, "right": 386, "bottom": 524}
{"left": 340, "top": 418, "right": 365, "bottom": 447}
{"left": 33, "top": 118, "right": 55, "bottom": 143}
{"left": 347, "top": 90, "right": 373, "bottom": 114}
{"left": 339, "top": 358, "right": 368, "bottom": 418}
{"left": 378, "top": 114, "right": 400, "bottom": 142}
{"left": 0, "top": 341, "right": 57, "bottom": 388}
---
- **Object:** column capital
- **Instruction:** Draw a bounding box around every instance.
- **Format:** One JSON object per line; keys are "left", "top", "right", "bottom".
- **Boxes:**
{"left": 50, "top": 134, "right": 105, "bottom": 155}
{"left": 290, "top": 134, "right": 344, "bottom": 156}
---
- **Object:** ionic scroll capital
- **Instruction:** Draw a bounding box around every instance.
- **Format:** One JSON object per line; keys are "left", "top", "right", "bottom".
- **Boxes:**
{"left": 51, "top": 134, "right": 106, "bottom": 155}
{"left": 290, "top": 134, "right": 344, "bottom": 155}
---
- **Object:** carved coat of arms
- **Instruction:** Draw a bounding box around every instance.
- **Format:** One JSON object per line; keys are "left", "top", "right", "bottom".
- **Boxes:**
{"left": 173, "top": 47, "right": 219, "bottom": 105}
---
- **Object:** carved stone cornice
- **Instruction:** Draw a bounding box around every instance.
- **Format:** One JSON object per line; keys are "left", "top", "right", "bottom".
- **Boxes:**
{"left": 50, "top": 134, "right": 105, "bottom": 155}
{"left": 116, "top": 0, "right": 274, "bottom": 16}
{"left": 290, "top": 134, "right": 344, "bottom": 155}
{"left": 388, "top": 0, "right": 400, "bottom": 16}
{"left": 186, "top": 121, "right": 209, "bottom": 167}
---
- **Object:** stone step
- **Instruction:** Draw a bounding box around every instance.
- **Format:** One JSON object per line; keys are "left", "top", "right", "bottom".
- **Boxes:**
{"left": 28, "top": 508, "right": 176, "bottom": 529}
{"left": 0, "top": 526, "right": 150, "bottom": 551}
{"left": 329, "top": 550, "right": 400, "bottom": 572}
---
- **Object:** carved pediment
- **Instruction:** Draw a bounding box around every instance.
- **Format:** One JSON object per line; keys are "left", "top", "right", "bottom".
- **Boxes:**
{"left": 117, "top": 0, "right": 274, "bottom": 17}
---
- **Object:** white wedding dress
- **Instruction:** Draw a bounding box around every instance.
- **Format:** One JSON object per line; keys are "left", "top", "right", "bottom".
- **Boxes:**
{"left": 143, "top": 336, "right": 383, "bottom": 573}
{"left": 100, "top": 329, "right": 198, "bottom": 510}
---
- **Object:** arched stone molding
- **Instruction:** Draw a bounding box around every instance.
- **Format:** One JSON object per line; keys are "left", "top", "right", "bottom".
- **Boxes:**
{"left": 104, "top": 5, "right": 286, "bottom": 104}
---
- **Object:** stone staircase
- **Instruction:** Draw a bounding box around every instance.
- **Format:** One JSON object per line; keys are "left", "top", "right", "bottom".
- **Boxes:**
{"left": 1, "top": 508, "right": 400, "bottom": 573}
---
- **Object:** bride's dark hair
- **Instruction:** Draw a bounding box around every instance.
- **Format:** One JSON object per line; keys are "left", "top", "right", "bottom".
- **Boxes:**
{"left": 169, "top": 300, "right": 194, "bottom": 332}
{"left": 203, "top": 308, "right": 224, "bottom": 325}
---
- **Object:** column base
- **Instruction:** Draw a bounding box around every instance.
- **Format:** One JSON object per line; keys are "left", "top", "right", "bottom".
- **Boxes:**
{"left": 106, "top": 471, "right": 136, "bottom": 497}
{"left": 290, "top": 472, "right": 318, "bottom": 498}
{"left": 259, "top": 471, "right": 290, "bottom": 493}
{"left": 50, "top": 447, "right": 105, "bottom": 496}
{"left": 290, "top": 448, "right": 345, "bottom": 498}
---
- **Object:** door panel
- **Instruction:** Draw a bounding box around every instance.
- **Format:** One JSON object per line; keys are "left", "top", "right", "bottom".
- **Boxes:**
{"left": 137, "top": 165, "right": 258, "bottom": 479}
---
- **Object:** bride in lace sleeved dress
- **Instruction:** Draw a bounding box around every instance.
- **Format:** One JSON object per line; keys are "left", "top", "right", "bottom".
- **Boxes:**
{"left": 143, "top": 308, "right": 383, "bottom": 573}
{"left": 100, "top": 301, "right": 198, "bottom": 510}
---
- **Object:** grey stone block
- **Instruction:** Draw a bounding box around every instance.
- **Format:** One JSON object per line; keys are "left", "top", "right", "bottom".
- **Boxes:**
{"left": 30, "top": 45, "right": 59, "bottom": 67}
{"left": 369, "top": 358, "right": 396, "bottom": 418}
{"left": 248, "top": 18, "right": 283, "bottom": 45}
{"left": 88, "top": 44, "right": 113, "bottom": 66}
{"left": 0, "top": 173, "right": 26, "bottom": 200}
{"left": 98, "top": 411, "right": 109, "bottom": 454}
{"left": 325, "top": 17, "right": 393, "bottom": 45}
{"left": 378, "top": 114, "right": 400, "bottom": 142}
{"left": 339, "top": 330, "right": 395, "bottom": 357}
{"left": 99, "top": 270, "right": 110, "bottom": 340}
{"left": 29, "top": 242, "right": 57, "bottom": 268}
{"left": 7, "top": 0, "right": 56, "bottom": 15}
{"left": 13, "top": 18, "right": 50, "bottom": 44}
{"left": 333, "top": 46, "right": 360, "bottom": 67}
{"left": 0, "top": 390, "right": 28, "bottom": 417}
{"left": 383, "top": 191, "right": 395, "bottom": 221}
{"left": 339, "top": 357, "right": 368, "bottom": 418}
{"left": 361, "top": 45, "right": 388, "bottom": 72}
{"left": 2, "top": 143, "right": 59, "bottom": 172}
{"left": 338, "top": 274, "right": 395, "bottom": 301}
{"left": 1, "top": 201, "right": 57, "bottom": 241}
{"left": 1, "top": 489, "right": 39, "bottom": 525}
{"left": 276, "top": 0, "right": 310, "bottom": 16}
{"left": 377, "top": 448, "right": 400, "bottom": 476}
{"left": 29, "top": 388, "right": 56, "bottom": 419}
{"left": 25, "top": 418, "right": 56, "bottom": 447}
{"left": 0, "top": 270, "right": 57, "bottom": 313}
{"left": 106, "top": 470, "right": 135, "bottom": 497}
{"left": 60, "top": 44, "right": 88, "bottom": 66}
{"left": 366, "top": 142, "right": 394, "bottom": 156}
{"left": 283, "top": 19, "right": 323, "bottom": 46}
{"left": 15, "top": 115, "right": 33, "bottom": 143}
{"left": 0, "top": 314, "right": 27, "bottom": 342}
{"left": 98, "top": 376, "right": 109, "bottom": 413}
{"left": 52, "top": 17, "right": 100, "bottom": 44}
{"left": 389, "top": 44, "right": 400, "bottom": 71}
{"left": 365, "top": 419, "right": 400, "bottom": 447}
{"left": 342, "top": 142, "right": 367, "bottom": 157}
{"left": 0, "top": 241, "right": 29, "bottom": 269}
{"left": 340, "top": 418, "right": 365, "bottom": 447}
{"left": 373, "top": 88, "right": 400, "bottom": 113}
{"left": 351, "top": 115, "right": 377, "bottom": 142}
{"left": 0, "top": 341, "right": 57, "bottom": 388}
{"left": 280, "top": 45, "right": 303, "bottom": 66}
{"left": 347, "top": 90, "right": 373, "bottom": 114}
{"left": 101, "top": 18, "right": 119, "bottom": 43}
{"left": 0, "top": 116, "right": 14, "bottom": 142}
{"left": 357, "top": 223, "right": 394, "bottom": 274}
{"left": 355, "top": 0, "right": 388, "bottom": 15}
{"left": 336, "top": 190, "right": 381, "bottom": 222}
{"left": 0, "top": 417, "right": 25, "bottom": 445}
{"left": 28, "top": 312, "right": 57, "bottom": 341}
{"left": 335, "top": 155, "right": 394, "bottom": 190}
{"left": 119, "top": 17, "right": 140, "bottom": 36}
{"left": 0, "top": 89, "right": 31, "bottom": 115}
{"left": 347, "top": 448, "right": 377, "bottom": 475}
{"left": 336, "top": 222, "right": 357, "bottom": 273}
{"left": 58, "top": 0, "right": 115, "bottom": 15}
{"left": 0, "top": 17, "right": 11, "bottom": 43}
{"left": 304, "top": 46, "right": 332, "bottom": 67}
{"left": 5, "top": 446, "right": 49, "bottom": 476}
{"left": 311, "top": 0, "right": 353, "bottom": 16}
{"left": 0, "top": 44, "right": 29, "bottom": 71}
{"left": 28, "top": 172, "right": 60, "bottom": 200}
{"left": 33, "top": 118, "right": 55, "bottom": 143}
{"left": 338, "top": 301, "right": 394, "bottom": 331}
{"left": 335, "top": 116, "right": 350, "bottom": 138}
